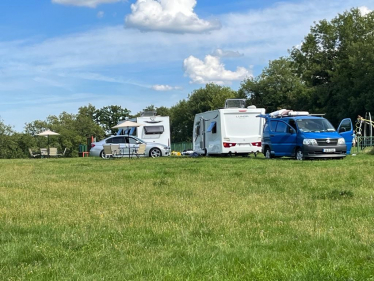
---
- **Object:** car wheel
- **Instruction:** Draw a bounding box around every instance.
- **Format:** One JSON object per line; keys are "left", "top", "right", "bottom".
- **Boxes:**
{"left": 149, "top": 148, "right": 162, "bottom": 158}
{"left": 264, "top": 147, "right": 272, "bottom": 159}
{"left": 295, "top": 148, "right": 304, "bottom": 161}
{"left": 100, "top": 150, "right": 106, "bottom": 159}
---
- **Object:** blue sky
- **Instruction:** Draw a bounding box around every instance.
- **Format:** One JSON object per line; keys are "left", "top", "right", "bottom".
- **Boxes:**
{"left": 1, "top": 0, "right": 373, "bottom": 132}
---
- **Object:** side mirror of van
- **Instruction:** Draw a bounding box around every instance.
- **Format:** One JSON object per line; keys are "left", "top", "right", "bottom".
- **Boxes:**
{"left": 289, "top": 128, "right": 295, "bottom": 134}
{"left": 339, "top": 127, "right": 347, "bottom": 133}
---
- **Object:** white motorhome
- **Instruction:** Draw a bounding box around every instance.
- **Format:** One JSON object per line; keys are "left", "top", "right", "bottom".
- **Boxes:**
{"left": 193, "top": 99, "right": 265, "bottom": 156}
{"left": 118, "top": 111, "right": 171, "bottom": 147}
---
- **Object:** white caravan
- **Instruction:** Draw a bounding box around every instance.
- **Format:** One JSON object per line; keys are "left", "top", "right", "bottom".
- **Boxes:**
{"left": 193, "top": 99, "right": 265, "bottom": 156}
{"left": 118, "top": 111, "right": 171, "bottom": 147}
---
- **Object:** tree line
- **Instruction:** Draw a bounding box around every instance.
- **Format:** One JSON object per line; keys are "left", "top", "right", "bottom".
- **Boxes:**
{"left": 1, "top": 8, "right": 373, "bottom": 158}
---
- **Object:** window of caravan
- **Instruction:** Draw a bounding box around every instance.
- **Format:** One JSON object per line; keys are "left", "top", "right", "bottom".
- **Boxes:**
{"left": 130, "top": 127, "right": 136, "bottom": 135}
{"left": 195, "top": 122, "right": 200, "bottom": 136}
{"left": 144, "top": 126, "right": 164, "bottom": 134}
{"left": 207, "top": 121, "right": 217, "bottom": 133}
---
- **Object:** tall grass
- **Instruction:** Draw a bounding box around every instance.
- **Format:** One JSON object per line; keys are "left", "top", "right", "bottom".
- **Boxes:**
{"left": 1, "top": 154, "right": 373, "bottom": 280}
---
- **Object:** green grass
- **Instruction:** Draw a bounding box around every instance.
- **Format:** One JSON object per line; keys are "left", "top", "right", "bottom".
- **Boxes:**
{"left": 1, "top": 154, "right": 374, "bottom": 280}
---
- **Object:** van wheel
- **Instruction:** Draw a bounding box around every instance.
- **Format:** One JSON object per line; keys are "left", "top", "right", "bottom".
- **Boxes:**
{"left": 264, "top": 147, "right": 272, "bottom": 159}
{"left": 296, "top": 148, "right": 304, "bottom": 161}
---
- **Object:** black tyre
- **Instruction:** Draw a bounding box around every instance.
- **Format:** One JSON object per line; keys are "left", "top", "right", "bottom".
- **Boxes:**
{"left": 264, "top": 147, "right": 272, "bottom": 159}
{"left": 100, "top": 150, "right": 106, "bottom": 159}
{"left": 149, "top": 148, "right": 162, "bottom": 158}
{"left": 295, "top": 148, "right": 304, "bottom": 161}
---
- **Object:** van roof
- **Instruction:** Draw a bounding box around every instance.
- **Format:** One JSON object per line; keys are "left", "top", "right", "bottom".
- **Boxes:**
{"left": 272, "top": 115, "right": 325, "bottom": 120}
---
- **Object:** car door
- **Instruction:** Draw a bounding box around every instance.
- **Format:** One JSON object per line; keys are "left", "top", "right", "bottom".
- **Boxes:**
{"left": 337, "top": 118, "right": 353, "bottom": 154}
{"left": 111, "top": 136, "right": 126, "bottom": 155}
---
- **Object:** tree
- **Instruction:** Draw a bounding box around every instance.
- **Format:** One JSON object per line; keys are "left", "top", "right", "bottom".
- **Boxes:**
{"left": 290, "top": 8, "right": 374, "bottom": 124}
{"left": 239, "top": 58, "right": 308, "bottom": 113}
{"left": 95, "top": 105, "right": 131, "bottom": 135}
{"left": 170, "top": 83, "right": 239, "bottom": 142}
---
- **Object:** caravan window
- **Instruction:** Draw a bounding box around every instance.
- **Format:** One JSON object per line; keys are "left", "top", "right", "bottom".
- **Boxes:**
{"left": 144, "top": 126, "right": 164, "bottom": 134}
{"left": 195, "top": 122, "right": 200, "bottom": 136}
{"left": 130, "top": 127, "right": 137, "bottom": 135}
{"left": 207, "top": 121, "right": 217, "bottom": 134}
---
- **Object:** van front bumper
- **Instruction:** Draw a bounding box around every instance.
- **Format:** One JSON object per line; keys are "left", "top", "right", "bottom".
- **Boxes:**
{"left": 303, "top": 145, "right": 347, "bottom": 158}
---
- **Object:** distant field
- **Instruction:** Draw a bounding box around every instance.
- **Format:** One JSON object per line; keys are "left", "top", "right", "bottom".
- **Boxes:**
{"left": 1, "top": 153, "right": 373, "bottom": 280}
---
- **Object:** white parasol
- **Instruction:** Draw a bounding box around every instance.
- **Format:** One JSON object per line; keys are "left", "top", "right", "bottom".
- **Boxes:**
{"left": 37, "top": 129, "right": 60, "bottom": 157}
{"left": 112, "top": 121, "right": 144, "bottom": 158}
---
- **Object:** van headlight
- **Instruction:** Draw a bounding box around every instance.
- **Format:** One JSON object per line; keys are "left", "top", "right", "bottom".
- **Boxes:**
{"left": 303, "top": 139, "right": 317, "bottom": 145}
{"left": 338, "top": 138, "right": 345, "bottom": 145}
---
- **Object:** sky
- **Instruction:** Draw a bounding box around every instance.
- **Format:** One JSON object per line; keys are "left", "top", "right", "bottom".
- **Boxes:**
{"left": 1, "top": 0, "right": 373, "bottom": 132}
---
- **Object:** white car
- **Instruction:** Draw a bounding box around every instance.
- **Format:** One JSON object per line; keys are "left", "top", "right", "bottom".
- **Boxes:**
{"left": 90, "top": 135, "right": 171, "bottom": 158}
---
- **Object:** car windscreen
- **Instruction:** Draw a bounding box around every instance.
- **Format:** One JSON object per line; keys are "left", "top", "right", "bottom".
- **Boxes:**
{"left": 296, "top": 119, "right": 335, "bottom": 132}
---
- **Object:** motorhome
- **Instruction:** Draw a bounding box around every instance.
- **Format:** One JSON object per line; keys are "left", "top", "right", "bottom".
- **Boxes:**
{"left": 193, "top": 99, "right": 266, "bottom": 156}
{"left": 117, "top": 111, "right": 171, "bottom": 147}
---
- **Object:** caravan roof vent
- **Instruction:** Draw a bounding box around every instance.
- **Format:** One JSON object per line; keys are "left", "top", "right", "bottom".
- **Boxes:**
{"left": 141, "top": 111, "right": 157, "bottom": 117}
{"left": 247, "top": 105, "right": 257, "bottom": 109}
{"left": 224, "top": 99, "right": 246, "bottom": 109}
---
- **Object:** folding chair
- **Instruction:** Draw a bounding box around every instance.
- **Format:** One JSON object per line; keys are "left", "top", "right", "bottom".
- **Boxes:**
{"left": 134, "top": 143, "right": 146, "bottom": 158}
{"left": 111, "top": 144, "right": 120, "bottom": 158}
{"left": 29, "top": 148, "right": 40, "bottom": 158}
{"left": 103, "top": 145, "right": 113, "bottom": 159}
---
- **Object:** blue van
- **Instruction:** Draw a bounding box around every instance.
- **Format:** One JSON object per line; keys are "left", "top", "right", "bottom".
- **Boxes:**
{"left": 259, "top": 114, "right": 353, "bottom": 160}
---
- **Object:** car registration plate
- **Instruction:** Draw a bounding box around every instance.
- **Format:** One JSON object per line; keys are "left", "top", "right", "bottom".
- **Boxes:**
{"left": 323, "top": 148, "right": 336, "bottom": 153}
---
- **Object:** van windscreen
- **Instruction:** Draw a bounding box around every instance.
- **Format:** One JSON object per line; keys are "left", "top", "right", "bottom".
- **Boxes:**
{"left": 296, "top": 119, "right": 335, "bottom": 132}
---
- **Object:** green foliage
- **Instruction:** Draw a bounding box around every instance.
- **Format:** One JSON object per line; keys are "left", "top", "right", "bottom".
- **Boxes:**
{"left": 239, "top": 58, "right": 309, "bottom": 112}
{"left": 290, "top": 8, "right": 374, "bottom": 124}
{"left": 170, "top": 83, "right": 239, "bottom": 142}
{"left": 0, "top": 155, "right": 373, "bottom": 279}
{"left": 94, "top": 105, "right": 131, "bottom": 135}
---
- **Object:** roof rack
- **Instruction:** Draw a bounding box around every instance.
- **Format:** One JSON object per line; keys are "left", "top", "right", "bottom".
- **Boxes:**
{"left": 269, "top": 109, "right": 310, "bottom": 118}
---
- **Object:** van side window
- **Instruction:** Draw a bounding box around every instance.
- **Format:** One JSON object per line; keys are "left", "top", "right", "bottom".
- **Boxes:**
{"left": 275, "top": 122, "right": 287, "bottom": 133}
{"left": 288, "top": 120, "right": 297, "bottom": 133}
{"left": 339, "top": 119, "right": 351, "bottom": 132}
{"left": 263, "top": 121, "right": 269, "bottom": 133}
{"left": 270, "top": 121, "right": 277, "bottom": 131}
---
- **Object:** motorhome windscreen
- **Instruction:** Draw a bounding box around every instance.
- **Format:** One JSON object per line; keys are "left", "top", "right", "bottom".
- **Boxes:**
{"left": 296, "top": 119, "right": 335, "bottom": 132}
{"left": 144, "top": 126, "right": 164, "bottom": 134}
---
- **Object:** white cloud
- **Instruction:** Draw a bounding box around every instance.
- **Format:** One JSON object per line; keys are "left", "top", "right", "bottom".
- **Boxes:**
{"left": 97, "top": 11, "right": 105, "bottom": 18}
{"left": 212, "top": 48, "right": 243, "bottom": 58}
{"left": 358, "top": 6, "right": 372, "bottom": 16}
{"left": 151, "top": 84, "right": 181, "bottom": 91}
{"left": 125, "top": 0, "right": 221, "bottom": 33}
{"left": 183, "top": 55, "right": 251, "bottom": 85}
{"left": 52, "top": 0, "right": 120, "bottom": 8}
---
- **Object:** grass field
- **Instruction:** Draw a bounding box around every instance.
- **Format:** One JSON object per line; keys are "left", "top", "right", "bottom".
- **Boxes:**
{"left": 1, "top": 153, "right": 374, "bottom": 280}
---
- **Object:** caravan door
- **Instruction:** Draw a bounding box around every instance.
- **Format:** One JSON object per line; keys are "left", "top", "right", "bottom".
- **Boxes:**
{"left": 337, "top": 118, "right": 353, "bottom": 154}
